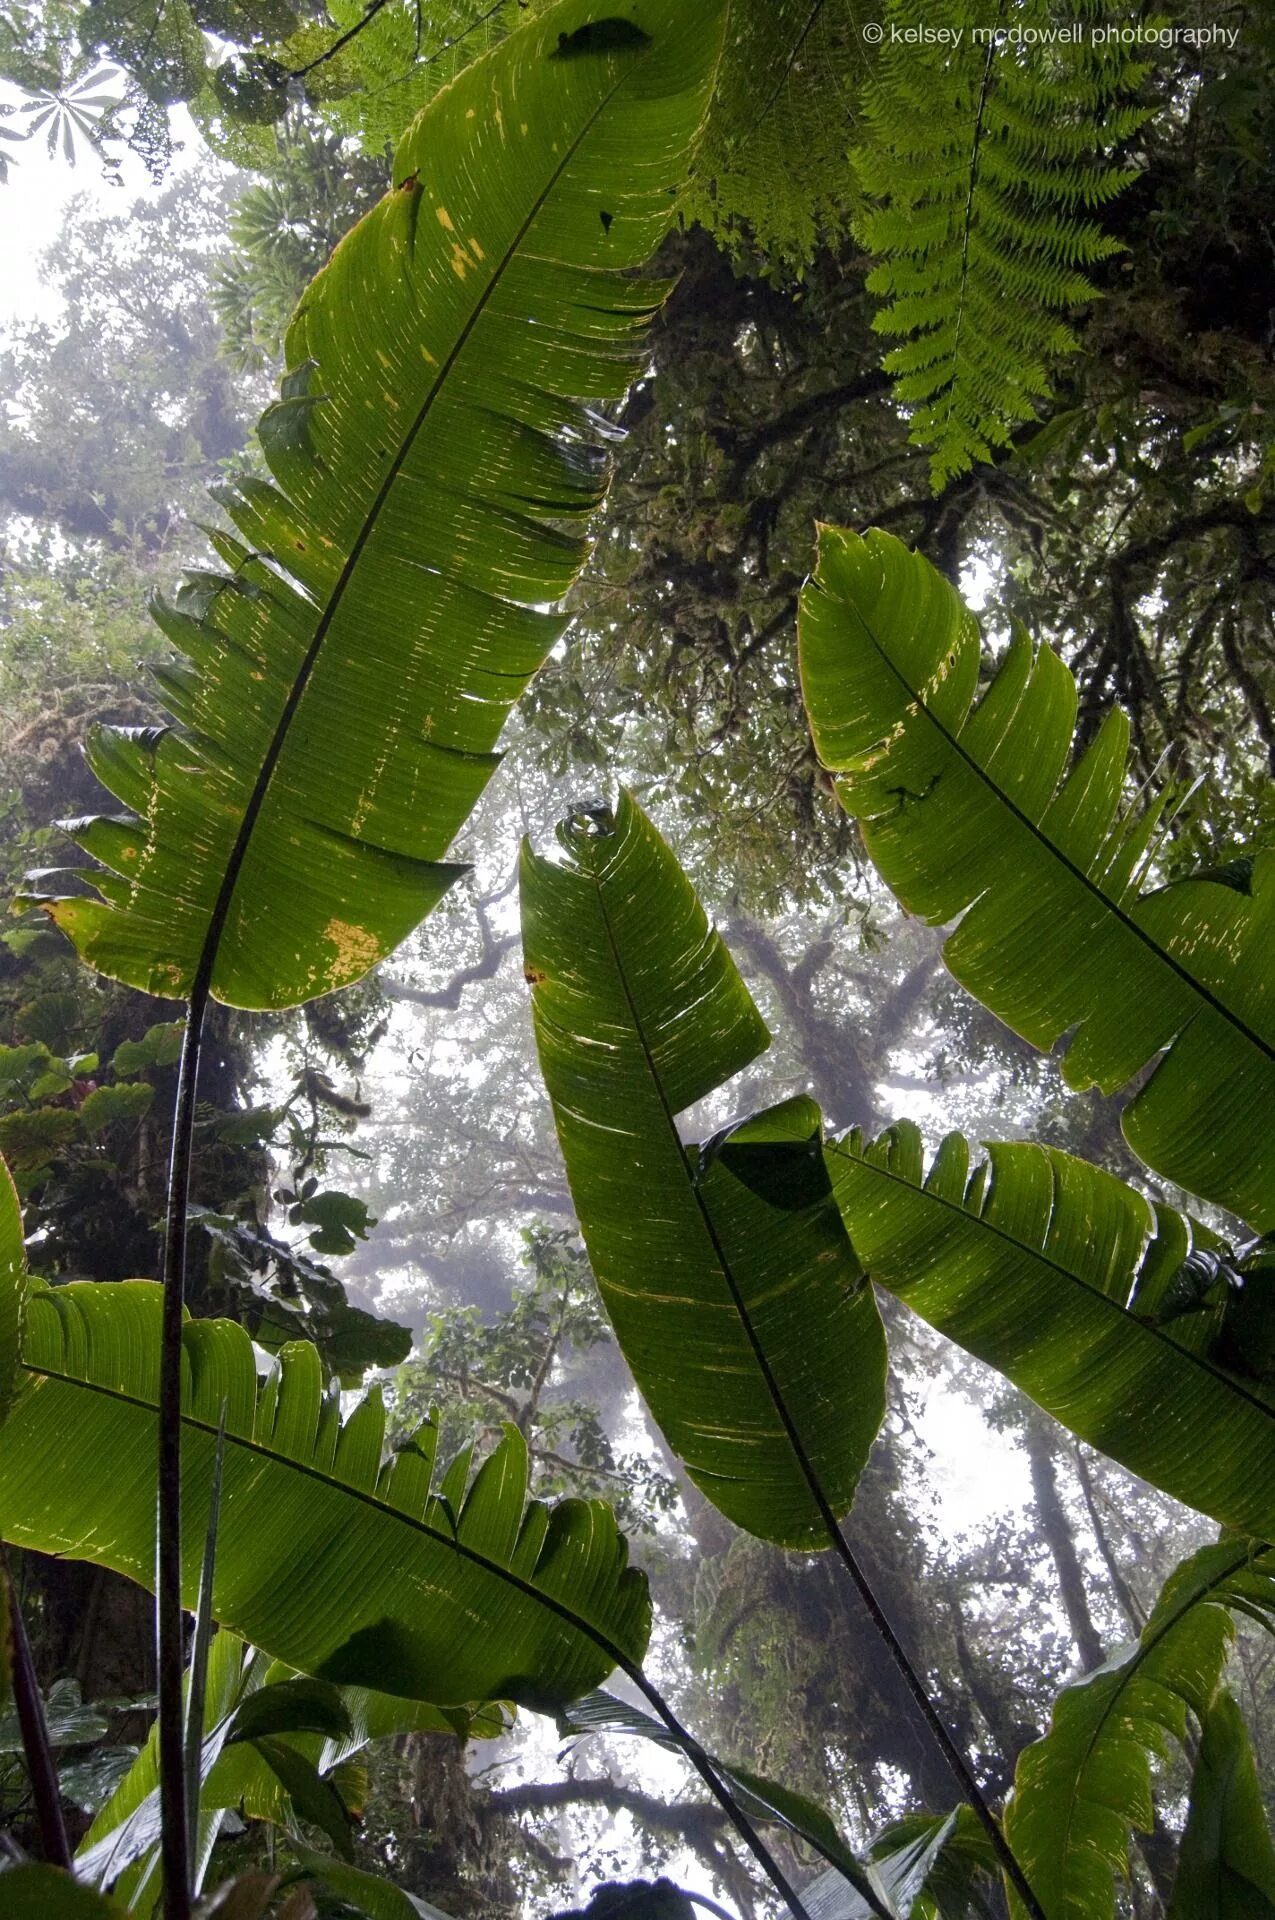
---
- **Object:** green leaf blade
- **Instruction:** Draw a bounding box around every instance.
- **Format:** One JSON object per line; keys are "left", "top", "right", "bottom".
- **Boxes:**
{"left": 800, "top": 527, "right": 1275, "bottom": 1230}
{"left": 0, "top": 1280, "right": 650, "bottom": 1713}
{"left": 827, "top": 1124, "right": 1275, "bottom": 1540}
{"left": 1005, "top": 1541, "right": 1275, "bottom": 1920}
{"left": 1167, "top": 1690, "right": 1275, "bottom": 1919}
{"left": 522, "top": 793, "right": 887, "bottom": 1549}
{"left": 27, "top": 0, "right": 728, "bottom": 1011}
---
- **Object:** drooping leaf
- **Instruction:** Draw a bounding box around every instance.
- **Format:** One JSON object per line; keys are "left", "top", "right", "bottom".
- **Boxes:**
{"left": 805, "top": 1808, "right": 970, "bottom": 1920}
{"left": 558, "top": 1689, "right": 884, "bottom": 1899}
{"left": 250, "top": 1734, "right": 356, "bottom": 1858}
{"left": 0, "top": 1106, "right": 80, "bottom": 1175}
{"left": 111, "top": 1023, "right": 186, "bottom": 1076}
{"left": 800, "top": 527, "right": 1275, "bottom": 1231}
{"left": 21, "top": 0, "right": 727, "bottom": 1011}
{"left": 521, "top": 791, "right": 887, "bottom": 1549}
{"left": 78, "top": 1631, "right": 258, "bottom": 1904}
{"left": 78, "top": 1634, "right": 487, "bottom": 1905}
{"left": 1166, "top": 1690, "right": 1275, "bottom": 1919}
{"left": 0, "top": 1280, "right": 651, "bottom": 1718}
{"left": 224, "top": 1675, "right": 351, "bottom": 1746}
{"left": 826, "top": 1123, "right": 1275, "bottom": 1539}
{"left": 851, "top": 4, "right": 1146, "bottom": 485}
{"left": 1004, "top": 1539, "right": 1275, "bottom": 1920}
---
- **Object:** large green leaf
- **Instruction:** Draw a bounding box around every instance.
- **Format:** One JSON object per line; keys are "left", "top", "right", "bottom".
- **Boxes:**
{"left": 799, "top": 527, "right": 1275, "bottom": 1231}
{"left": 826, "top": 1123, "right": 1275, "bottom": 1539}
{"left": 1166, "top": 1690, "right": 1275, "bottom": 1919}
{"left": 0, "top": 1279, "right": 650, "bottom": 1711}
{"left": 521, "top": 792, "right": 887, "bottom": 1549}
{"left": 1004, "top": 1538, "right": 1275, "bottom": 1920}
{"left": 78, "top": 1629, "right": 259, "bottom": 1908}
{"left": 78, "top": 1633, "right": 489, "bottom": 1909}
{"left": 21, "top": 0, "right": 726, "bottom": 1010}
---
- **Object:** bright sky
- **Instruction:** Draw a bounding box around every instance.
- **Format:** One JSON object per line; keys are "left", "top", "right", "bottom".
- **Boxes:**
{"left": 0, "top": 91, "right": 197, "bottom": 325}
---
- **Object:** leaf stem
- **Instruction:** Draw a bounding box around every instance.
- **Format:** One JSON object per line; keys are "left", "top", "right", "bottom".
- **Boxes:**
{"left": 824, "top": 1524, "right": 1046, "bottom": 1919}
{"left": 617, "top": 1657, "right": 815, "bottom": 1920}
{"left": 184, "top": 1402, "right": 227, "bottom": 1877}
{"left": 2, "top": 1550, "right": 71, "bottom": 1871}
{"left": 157, "top": 985, "right": 210, "bottom": 1920}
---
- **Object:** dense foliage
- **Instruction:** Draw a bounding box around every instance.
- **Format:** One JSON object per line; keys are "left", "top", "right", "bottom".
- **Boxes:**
{"left": 1, "top": 3, "right": 1273, "bottom": 1919}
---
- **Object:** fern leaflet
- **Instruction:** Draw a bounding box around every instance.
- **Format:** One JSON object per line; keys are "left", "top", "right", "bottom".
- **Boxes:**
{"left": 851, "top": 0, "right": 1149, "bottom": 486}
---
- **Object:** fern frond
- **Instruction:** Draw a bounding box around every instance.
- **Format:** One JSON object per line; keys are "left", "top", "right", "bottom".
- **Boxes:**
{"left": 680, "top": 0, "right": 869, "bottom": 266}
{"left": 256, "top": 0, "right": 526, "bottom": 157}
{"left": 851, "top": 0, "right": 1150, "bottom": 486}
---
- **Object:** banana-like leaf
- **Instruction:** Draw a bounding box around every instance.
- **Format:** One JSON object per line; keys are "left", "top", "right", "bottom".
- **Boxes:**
{"left": 1166, "top": 1690, "right": 1275, "bottom": 1918}
{"left": 826, "top": 1124, "right": 1275, "bottom": 1540}
{"left": 21, "top": 0, "right": 726, "bottom": 1010}
{"left": 1004, "top": 1538, "right": 1275, "bottom": 1920}
{"left": 79, "top": 1633, "right": 487, "bottom": 1909}
{"left": 800, "top": 527, "right": 1275, "bottom": 1231}
{"left": 79, "top": 1630, "right": 258, "bottom": 1905}
{"left": 521, "top": 792, "right": 887, "bottom": 1550}
{"left": 0, "top": 1279, "right": 650, "bottom": 1713}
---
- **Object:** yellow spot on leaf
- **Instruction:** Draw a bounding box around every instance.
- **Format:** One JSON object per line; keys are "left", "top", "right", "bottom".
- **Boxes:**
{"left": 323, "top": 918, "right": 381, "bottom": 979}
{"left": 435, "top": 206, "right": 456, "bottom": 231}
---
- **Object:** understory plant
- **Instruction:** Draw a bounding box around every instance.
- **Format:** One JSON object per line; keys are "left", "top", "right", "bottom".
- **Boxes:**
{"left": 0, "top": 4, "right": 1272, "bottom": 1919}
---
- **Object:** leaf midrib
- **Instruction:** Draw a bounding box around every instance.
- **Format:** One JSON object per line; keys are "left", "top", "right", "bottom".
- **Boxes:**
{"left": 825, "top": 1138, "right": 1275, "bottom": 1428}
{"left": 826, "top": 571, "right": 1273, "bottom": 1067}
{"left": 15, "top": 1357, "right": 639, "bottom": 1681}
{"left": 193, "top": 51, "right": 642, "bottom": 1001}
{"left": 579, "top": 836, "right": 855, "bottom": 1546}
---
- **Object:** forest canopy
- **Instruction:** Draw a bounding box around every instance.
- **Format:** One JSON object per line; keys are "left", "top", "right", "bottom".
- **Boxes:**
{"left": 0, "top": 4, "right": 1273, "bottom": 1920}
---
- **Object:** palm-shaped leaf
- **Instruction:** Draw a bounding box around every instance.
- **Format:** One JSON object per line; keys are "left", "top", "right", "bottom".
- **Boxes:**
{"left": 1004, "top": 1538, "right": 1275, "bottom": 1920}
{"left": 21, "top": 0, "right": 725, "bottom": 1010}
{"left": 0, "top": 1277, "right": 650, "bottom": 1712}
{"left": 521, "top": 792, "right": 887, "bottom": 1549}
{"left": 799, "top": 527, "right": 1275, "bottom": 1231}
{"left": 826, "top": 1123, "right": 1275, "bottom": 1539}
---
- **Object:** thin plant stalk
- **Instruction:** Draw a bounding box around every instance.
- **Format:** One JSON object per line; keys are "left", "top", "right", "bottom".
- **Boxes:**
{"left": 2, "top": 1550, "right": 72, "bottom": 1871}
{"left": 617, "top": 1657, "right": 817, "bottom": 1920}
{"left": 157, "top": 986, "right": 211, "bottom": 1920}
{"left": 184, "top": 1403, "right": 227, "bottom": 1875}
